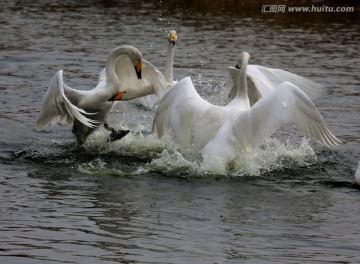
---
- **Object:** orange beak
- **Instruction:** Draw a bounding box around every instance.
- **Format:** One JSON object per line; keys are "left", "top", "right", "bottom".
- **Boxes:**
{"left": 108, "top": 91, "right": 126, "bottom": 101}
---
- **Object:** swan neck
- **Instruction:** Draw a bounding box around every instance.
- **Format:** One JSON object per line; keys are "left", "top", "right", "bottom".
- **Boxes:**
{"left": 164, "top": 44, "right": 175, "bottom": 84}
{"left": 105, "top": 47, "right": 130, "bottom": 94}
{"left": 226, "top": 55, "right": 250, "bottom": 109}
{"left": 239, "top": 59, "right": 248, "bottom": 94}
{"left": 123, "top": 84, "right": 155, "bottom": 100}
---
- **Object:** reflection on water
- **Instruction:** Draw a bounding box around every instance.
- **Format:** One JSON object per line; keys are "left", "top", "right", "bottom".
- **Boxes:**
{"left": 0, "top": 0, "right": 360, "bottom": 263}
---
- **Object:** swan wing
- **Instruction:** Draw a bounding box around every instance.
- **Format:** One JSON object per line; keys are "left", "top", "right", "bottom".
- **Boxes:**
{"left": 246, "top": 65, "right": 324, "bottom": 99}
{"left": 152, "top": 77, "right": 200, "bottom": 137}
{"left": 153, "top": 77, "right": 218, "bottom": 146}
{"left": 234, "top": 81, "right": 341, "bottom": 150}
{"left": 143, "top": 59, "right": 170, "bottom": 97}
{"left": 35, "top": 70, "right": 98, "bottom": 130}
{"left": 136, "top": 60, "right": 170, "bottom": 108}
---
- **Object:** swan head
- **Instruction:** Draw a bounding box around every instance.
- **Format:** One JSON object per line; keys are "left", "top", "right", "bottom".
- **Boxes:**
{"left": 167, "top": 30, "right": 177, "bottom": 46}
{"left": 235, "top": 51, "right": 250, "bottom": 69}
{"left": 108, "top": 45, "right": 143, "bottom": 80}
{"left": 134, "top": 58, "right": 142, "bottom": 79}
{"left": 124, "top": 46, "right": 143, "bottom": 79}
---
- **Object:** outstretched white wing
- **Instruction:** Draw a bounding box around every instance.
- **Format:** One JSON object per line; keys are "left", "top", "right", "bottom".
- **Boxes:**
{"left": 35, "top": 70, "right": 98, "bottom": 130}
{"left": 226, "top": 65, "right": 324, "bottom": 104}
{"left": 152, "top": 77, "right": 200, "bottom": 137}
{"left": 233, "top": 81, "right": 341, "bottom": 150}
{"left": 152, "top": 77, "right": 221, "bottom": 146}
{"left": 247, "top": 65, "right": 324, "bottom": 99}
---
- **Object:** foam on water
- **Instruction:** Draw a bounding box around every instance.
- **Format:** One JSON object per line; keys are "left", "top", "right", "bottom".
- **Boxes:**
{"left": 79, "top": 124, "right": 317, "bottom": 177}
{"left": 84, "top": 124, "right": 167, "bottom": 159}
{"left": 77, "top": 158, "right": 127, "bottom": 176}
{"left": 149, "top": 137, "right": 317, "bottom": 177}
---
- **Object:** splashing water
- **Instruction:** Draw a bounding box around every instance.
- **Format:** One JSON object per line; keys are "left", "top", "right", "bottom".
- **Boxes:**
{"left": 77, "top": 158, "right": 127, "bottom": 176}
{"left": 149, "top": 136, "right": 317, "bottom": 177}
{"left": 228, "top": 137, "right": 317, "bottom": 176}
{"left": 84, "top": 124, "right": 167, "bottom": 159}
{"left": 79, "top": 123, "right": 317, "bottom": 177}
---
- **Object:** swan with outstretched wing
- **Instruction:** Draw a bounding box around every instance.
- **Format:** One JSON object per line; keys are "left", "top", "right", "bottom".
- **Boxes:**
{"left": 153, "top": 52, "right": 341, "bottom": 166}
{"left": 36, "top": 44, "right": 169, "bottom": 144}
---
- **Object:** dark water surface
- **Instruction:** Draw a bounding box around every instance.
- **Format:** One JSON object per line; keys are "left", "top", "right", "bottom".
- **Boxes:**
{"left": 1, "top": 1, "right": 360, "bottom": 263}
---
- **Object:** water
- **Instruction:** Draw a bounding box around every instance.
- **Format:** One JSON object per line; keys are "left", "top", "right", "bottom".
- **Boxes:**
{"left": 1, "top": 0, "right": 360, "bottom": 263}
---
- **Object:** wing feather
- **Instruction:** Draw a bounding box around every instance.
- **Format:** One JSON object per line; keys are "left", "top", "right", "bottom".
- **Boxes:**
{"left": 135, "top": 60, "right": 170, "bottom": 108}
{"left": 152, "top": 77, "right": 209, "bottom": 143}
{"left": 35, "top": 70, "right": 98, "bottom": 130}
{"left": 246, "top": 65, "right": 324, "bottom": 99}
{"left": 234, "top": 81, "right": 341, "bottom": 150}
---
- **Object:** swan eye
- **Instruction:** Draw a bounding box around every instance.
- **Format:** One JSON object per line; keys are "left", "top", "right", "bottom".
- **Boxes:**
{"left": 235, "top": 64, "right": 241, "bottom": 69}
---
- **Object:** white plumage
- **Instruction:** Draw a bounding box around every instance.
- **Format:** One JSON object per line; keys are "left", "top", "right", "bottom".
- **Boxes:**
{"left": 35, "top": 28, "right": 179, "bottom": 144}
{"left": 153, "top": 52, "right": 341, "bottom": 166}
{"left": 226, "top": 56, "right": 324, "bottom": 106}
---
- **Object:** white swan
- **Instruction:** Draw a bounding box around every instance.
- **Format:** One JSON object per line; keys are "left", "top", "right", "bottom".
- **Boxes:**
{"left": 138, "top": 30, "right": 177, "bottom": 108}
{"left": 226, "top": 54, "right": 324, "bottom": 106}
{"left": 152, "top": 52, "right": 341, "bottom": 166}
{"left": 36, "top": 45, "right": 169, "bottom": 144}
